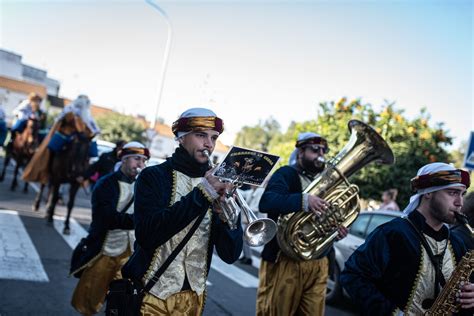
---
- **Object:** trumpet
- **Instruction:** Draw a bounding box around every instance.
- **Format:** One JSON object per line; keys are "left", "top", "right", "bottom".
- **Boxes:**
{"left": 203, "top": 150, "right": 277, "bottom": 247}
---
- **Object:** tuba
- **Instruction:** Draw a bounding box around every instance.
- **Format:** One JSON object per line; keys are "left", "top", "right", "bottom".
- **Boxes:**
{"left": 203, "top": 150, "right": 278, "bottom": 247}
{"left": 277, "top": 120, "right": 395, "bottom": 261}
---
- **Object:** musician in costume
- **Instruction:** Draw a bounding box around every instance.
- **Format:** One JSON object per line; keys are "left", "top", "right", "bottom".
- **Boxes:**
{"left": 256, "top": 132, "right": 347, "bottom": 316}
{"left": 22, "top": 95, "right": 99, "bottom": 184}
{"left": 70, "top": 141, "right": 149, "bottom": 315}
{"left": 122, "top": 108, "right": 243, "bottom": 315}
{"left": 340, "top": 162, "right": 474, "bottom": 315}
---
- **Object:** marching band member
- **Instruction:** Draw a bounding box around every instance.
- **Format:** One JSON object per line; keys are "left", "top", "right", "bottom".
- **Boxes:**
{"left": 341, "top": 162, "right": 474, "bottom": 315}
{"left": 256, "top": 132, "right": 347, "bottom": 316}
{"left": 70, "top": 141, "right": 149, "bottom": 315}
{"left": 122, "top": 108, "right": 243, "bottom": 315}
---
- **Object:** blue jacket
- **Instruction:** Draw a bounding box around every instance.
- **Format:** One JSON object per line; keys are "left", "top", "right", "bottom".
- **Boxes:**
{"left": 70, "top": 170, "right": 134, "bottom": 277}
{"left": 259, "top": 165, "right": 329, "bottom": 262}
{"left": 340, "top": 210, "right": 468, "bottom": 315}
{"left": 122, "top": 159, "right": 243, "bottom": 285}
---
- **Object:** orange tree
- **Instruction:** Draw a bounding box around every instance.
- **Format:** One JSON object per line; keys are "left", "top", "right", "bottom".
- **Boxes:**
{"left": 96, "top": 112, "right": 147, "bottom": 143}
{"left": 266, "top": 98, "right": 453, "bottom": 206}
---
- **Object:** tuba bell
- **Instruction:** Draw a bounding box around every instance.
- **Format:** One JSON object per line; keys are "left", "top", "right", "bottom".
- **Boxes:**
{"left": 277, "top": 120, "right": 395, "bottom": 261}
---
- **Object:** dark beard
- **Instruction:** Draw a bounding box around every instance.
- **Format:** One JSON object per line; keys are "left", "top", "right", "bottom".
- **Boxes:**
{"left": 302, "top": 157, "right": 325, "bottom": 175}
{"left": 430, "top": 194, "right": 456, "bottom": 225}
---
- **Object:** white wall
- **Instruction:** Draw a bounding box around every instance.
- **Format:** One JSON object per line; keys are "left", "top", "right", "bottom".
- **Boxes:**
{"left": 0, "top": 50, "right": 22, "bottom": 80}
{"left": 0, "top": 89, "right": 29, "bottom": 124}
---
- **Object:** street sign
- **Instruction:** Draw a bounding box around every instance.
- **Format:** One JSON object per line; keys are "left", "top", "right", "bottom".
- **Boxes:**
{"left": 463, "top": 131, "right": 474, "bottom": 170}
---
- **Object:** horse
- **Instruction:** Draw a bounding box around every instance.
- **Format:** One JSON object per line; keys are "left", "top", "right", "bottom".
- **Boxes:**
{"left": 0, "top": 117, "right": 41, "bottom": 192}
{"left": 33, "top": 132, "right": 92, "bottom": 235}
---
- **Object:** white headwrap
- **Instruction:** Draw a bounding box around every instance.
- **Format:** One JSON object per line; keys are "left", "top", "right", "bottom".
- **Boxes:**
{"left": 403, "top": 162, "right": 468, "bottom": 215}
{"left": 60, "top": 95, "right": 100, "bottom": 134}
{"left": 174, "top": 107, "right": 219, "bottom": 140}
{"left": 289, "top": 132, "right": 323, "bottom": 166}
{"left": 115, "top": 141, "right": 149, "bottom": 171}
{"left": 119, "top": 141, "right": 149, "bottom": 160}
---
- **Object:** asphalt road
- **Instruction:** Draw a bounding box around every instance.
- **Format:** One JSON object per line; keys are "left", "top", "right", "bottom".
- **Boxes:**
{"left": 0, "top": 154, "right": 357, "bottom": 315}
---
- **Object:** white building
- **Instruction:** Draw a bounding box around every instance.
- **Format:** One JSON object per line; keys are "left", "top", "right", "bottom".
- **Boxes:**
{"left": 0, "top": 48, "right": 60, "bottom": 123}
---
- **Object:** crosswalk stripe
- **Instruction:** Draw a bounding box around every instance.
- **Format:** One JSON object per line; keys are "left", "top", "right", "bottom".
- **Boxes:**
{"left": 52, "top": 215, "right": 258, "bottom": 288}
{"left": 0, "top": 210, "right": 49, "bottom": 282}
{"left": 53, "top": 215, "right": 88, "bottom": 249}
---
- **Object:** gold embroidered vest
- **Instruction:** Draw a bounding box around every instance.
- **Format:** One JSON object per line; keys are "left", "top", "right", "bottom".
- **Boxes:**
{"left": 146, "top": 170, "right": 211, "bottom": 300}
{"left": 102, "top": 180, "right": 135, "bottom": 257}
{"left": 404, "top": 235, "right": 455, "bottom": 315}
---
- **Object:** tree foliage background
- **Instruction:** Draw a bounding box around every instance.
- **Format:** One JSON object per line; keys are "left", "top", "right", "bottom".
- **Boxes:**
{"left": 95, "top": 112, "right": 146, "bottom": 143}
{"left": 234, "top": 98, "right": 462, "bottom": 206}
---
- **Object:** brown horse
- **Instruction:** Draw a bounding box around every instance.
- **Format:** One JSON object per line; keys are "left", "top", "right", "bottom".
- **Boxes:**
{"left": 0, "top": 117, "right": 41, "bottom": 192}
{"left": 25, "top": 112, "right": 94, "bottom": 234}
{"left": 38, "top": 133, "right": 92, "bottom": 234}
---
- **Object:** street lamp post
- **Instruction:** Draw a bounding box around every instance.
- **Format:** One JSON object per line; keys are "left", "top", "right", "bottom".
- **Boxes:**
{"left": 145, "top": 0, "right": 173, "bottom": 133}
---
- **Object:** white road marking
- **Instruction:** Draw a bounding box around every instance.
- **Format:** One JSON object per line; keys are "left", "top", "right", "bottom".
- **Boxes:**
{"left": 211, "top": 254, "right": 259, "bottom": 288}
{"left": 52, "top": 214, "right": 258, "bottom": 288}
{"left": 0, "top": 210, "right": 49, "bottom": 282}
{"left": 53, "top": 215, "right": 88, "bottom": 249}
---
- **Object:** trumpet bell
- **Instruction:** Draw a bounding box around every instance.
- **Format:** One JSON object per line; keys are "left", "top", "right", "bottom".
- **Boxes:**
{"left": 244, "top": 218, "right": 278, "bottom": 247}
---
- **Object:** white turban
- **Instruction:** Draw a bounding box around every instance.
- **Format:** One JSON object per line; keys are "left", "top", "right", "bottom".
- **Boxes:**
{"left": 289, "top": 132, "right": 324, "bottom": 166}
{"left": 403, "top": 162, "right": 468, "bottom": 215}
{"left": 173, "top": 107, "right": 220, "bottom": 140}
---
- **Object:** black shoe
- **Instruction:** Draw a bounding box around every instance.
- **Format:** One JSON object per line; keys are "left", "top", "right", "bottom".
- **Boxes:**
{"left": 239, "top": 257, "right": 252, "bottom": 265}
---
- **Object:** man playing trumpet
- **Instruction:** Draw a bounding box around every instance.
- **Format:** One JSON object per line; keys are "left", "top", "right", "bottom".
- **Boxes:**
{"left": 122, "top": 108, "right": 243, "bottom": 315}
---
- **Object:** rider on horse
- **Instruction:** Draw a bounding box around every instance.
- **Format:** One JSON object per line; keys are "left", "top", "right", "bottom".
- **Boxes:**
{"left": 23, "top": 95, "right": 100, "bottom": 184}
{"left": 9, "top": 92, "right": 47, "bottom": 145}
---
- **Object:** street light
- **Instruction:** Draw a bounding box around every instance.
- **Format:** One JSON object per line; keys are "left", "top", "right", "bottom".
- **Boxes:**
{"left": 145, "top": 0, "right": 173, "bottom": 131}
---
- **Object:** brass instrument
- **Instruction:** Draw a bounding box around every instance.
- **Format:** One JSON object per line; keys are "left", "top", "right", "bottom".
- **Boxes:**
{"left": 425, "top": 250, "right": 474, "bottom": 316}
{"left": 277, "top": 120, "right": 395, "bottom": 261}
{"left": 203, "top": 150, "right": 278, "bottom": 247}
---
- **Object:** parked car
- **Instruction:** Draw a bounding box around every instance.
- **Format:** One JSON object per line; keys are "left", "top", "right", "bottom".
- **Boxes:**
{"left": 147, "top": 157, "right": 166, "bottom": 167}
{"left": 326, "top": 209, "right": 403, "bottom": 303}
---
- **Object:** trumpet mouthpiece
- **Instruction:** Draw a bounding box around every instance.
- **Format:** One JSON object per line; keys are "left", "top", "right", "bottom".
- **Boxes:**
{"left": 203, "top": 150, "right": 214, "bottom": 168}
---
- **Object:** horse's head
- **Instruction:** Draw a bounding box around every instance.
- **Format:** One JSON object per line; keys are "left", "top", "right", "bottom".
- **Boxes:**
{"left": 66, "top": 133, "right": 93, "bottom": 176}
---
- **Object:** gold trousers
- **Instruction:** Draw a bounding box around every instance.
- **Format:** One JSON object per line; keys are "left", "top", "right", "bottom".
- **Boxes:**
{"left": 140, "top": 290, "right": 205, "bottom": 316}
{"left": 256, "top": 255, "right": 329, "bottom": 316}
{"left": 71, "top": 248, "right": 131, "bottom": 315}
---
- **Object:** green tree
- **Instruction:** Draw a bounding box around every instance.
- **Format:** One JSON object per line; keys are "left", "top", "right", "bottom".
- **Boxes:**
{"left": 234, "top": 117, "right": 281, "bottom": 152}
{"left": 266, "top": 98, "right": 453, "bottom": 206}
{"left": 95, "top": 112, "right": 146, "bottom": 143}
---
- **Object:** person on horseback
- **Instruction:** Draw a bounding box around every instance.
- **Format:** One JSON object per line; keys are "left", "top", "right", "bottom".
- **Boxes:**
{"left": 1, "top": 94, "right": 46, "bottom": 191}
{"left": 23, "top": 94, "right": 100, "bottom": 185}
{"left": 23, "top": 95, "right": 101, "bottom": 232}
{"left": 9, "top": 92, "right": 47, "bottom": 147}
{"left": 70, "top": 141, "right": 150, "bottom": 316}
